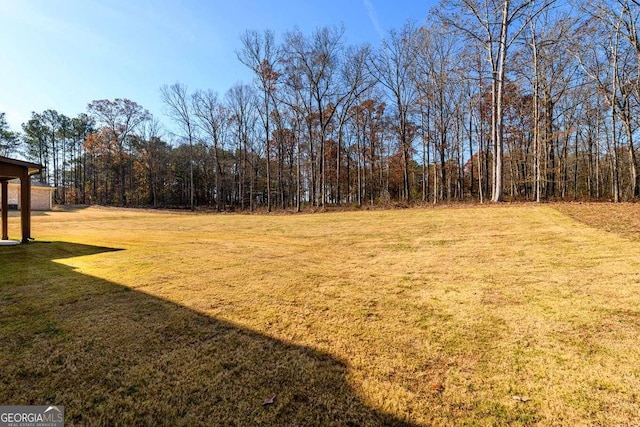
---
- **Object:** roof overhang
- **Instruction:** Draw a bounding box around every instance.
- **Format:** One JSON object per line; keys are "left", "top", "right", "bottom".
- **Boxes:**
{"left": 0, "top": 156, "right": 44, "bottom": 181}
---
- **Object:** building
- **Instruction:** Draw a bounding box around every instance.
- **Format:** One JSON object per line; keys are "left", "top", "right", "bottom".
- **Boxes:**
{"left": 0, "top": 156, "right": 45, "bottom": 243}
{"left": 2, "top": 180, "right": 54, "bottom": 211}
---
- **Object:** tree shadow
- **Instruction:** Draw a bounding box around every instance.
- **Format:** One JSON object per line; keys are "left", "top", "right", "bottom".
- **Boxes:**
{"left": 0, "top": 242, "right": 416, "bottom": 426}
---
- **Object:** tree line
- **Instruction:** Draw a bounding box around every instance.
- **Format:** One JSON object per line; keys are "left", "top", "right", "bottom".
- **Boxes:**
{"left": 3, "top": 0, "right": 640, "bottom": 210}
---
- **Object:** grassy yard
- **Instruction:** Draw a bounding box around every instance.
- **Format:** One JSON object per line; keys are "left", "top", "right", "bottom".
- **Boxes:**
{"left": 1, "top": 204, "right": 640, "bottom": 425}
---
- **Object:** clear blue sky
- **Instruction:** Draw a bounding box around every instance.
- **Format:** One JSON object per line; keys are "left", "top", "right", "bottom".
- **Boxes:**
{"left": 0, "top": 0, "right": 437, "bottom": 133}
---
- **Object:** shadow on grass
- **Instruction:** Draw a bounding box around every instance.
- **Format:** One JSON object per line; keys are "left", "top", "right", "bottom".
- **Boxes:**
{"left": 4, "top": 205, "right": 92, "bottom": 219}
{"left": 0, "top": 242, "right": 415, "bottom": 426}
{"left": 50, "top": 204, "right": 93, "bottom": 212}
{"left": 5, "top": 210, "right": 49, "bottom": 217}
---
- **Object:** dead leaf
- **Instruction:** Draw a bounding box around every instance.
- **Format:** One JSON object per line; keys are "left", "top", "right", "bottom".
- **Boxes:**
{"left": 263, "top": 394, "right": 276, "bottom": 406}
{"left": 430, "top": 383, "right": 445, "bottom": 393}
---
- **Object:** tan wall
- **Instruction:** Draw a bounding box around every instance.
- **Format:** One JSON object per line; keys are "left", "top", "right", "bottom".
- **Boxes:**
{"left": 0, "top": 183, "right": 53, "bottom": 211}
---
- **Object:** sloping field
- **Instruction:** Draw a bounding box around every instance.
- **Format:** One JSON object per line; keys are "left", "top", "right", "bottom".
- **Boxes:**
{"left": 1, "top": 205, "right": 639, "bottom": 425}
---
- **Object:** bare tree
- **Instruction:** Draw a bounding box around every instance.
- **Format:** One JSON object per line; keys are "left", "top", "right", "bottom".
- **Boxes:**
{"left": 438, "top": 0, "right": 554, "bottom": 201}
{"left": 413, "top": 23, "right": 460, "bottom": 202}
{"left": 283, "top": 26, "right": 346, "bottom": 207}
{"left": 584, "top": 0, "right": 640, "bottom": 198}
{"left": 226, "top": 84, "right": 258, "bottom": 211}
{"left": 519, "top": 10, "right": 580, "bottom": 201}
{"left": 369, "top": 22, "right": 419, "bottom": 202}
{"left": 193, "top": 89, "right": 229, "bottom": 212}
{"left": 576, "top": 13, "right": 626, "bottom": 201}
{"left": 334, "top": 45, "right": 375, "bottom": 205}
{"left": 237, "top": 29, "right": 280, "bottom": 212}
{"left": 160, "top": 83, "right": 197, "bottom": 210}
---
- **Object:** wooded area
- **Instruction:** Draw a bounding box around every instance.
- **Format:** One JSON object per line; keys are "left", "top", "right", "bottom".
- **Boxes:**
{"left": 1, "top": 0, "right": 639, "bottom": 210}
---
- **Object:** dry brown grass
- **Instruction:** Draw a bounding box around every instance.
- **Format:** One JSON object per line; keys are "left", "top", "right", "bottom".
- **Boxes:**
{"left": 552, "top": 202, "right": 640, "bottom": 240}
{"left": 2, "top": 204, "right": 640, "bottom": 425}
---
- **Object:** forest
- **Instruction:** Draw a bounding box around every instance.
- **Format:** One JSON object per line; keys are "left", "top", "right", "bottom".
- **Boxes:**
{"left": 1, "top": 0, "right": 639, "bottom": 211}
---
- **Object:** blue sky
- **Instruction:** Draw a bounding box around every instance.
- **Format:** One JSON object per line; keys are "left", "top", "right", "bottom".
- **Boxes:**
{"left": 0, "top": 0, "right": 437, "bottom": 132}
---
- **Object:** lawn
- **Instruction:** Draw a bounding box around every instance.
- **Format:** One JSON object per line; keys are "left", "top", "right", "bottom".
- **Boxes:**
{"left": 1, "top": 204, "right": 640, "bottom": 425}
